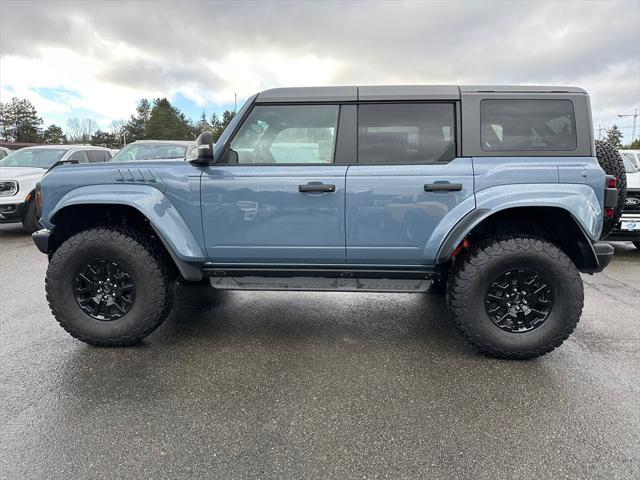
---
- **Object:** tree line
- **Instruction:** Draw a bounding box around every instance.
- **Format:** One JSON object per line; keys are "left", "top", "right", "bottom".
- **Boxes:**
{"left": 0, "top": 97, "right": 236, "bottom": 148}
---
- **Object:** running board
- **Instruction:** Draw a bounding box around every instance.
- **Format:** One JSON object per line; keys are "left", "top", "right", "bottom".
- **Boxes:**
{"left": 209, "top": 276, "right": 434, "bottom": 293}
{"left": 202, "top": 265, "right": 441, "bottom": 293}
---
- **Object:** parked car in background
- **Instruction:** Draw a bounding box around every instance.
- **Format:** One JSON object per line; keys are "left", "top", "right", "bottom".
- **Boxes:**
{"left": 619, "top": 149, "right": 640, "bottom": 170}
{"left": 608, "top": 153, "right": 640, "bottom": 249}
{"left": 110, "top": 140, "right": 198, "bottom": 162}
{"left": 0, "top": 147, "right": 10, "bottom": 159}
{"left": 0, "top": 145, "right": 113, "bottom": 233}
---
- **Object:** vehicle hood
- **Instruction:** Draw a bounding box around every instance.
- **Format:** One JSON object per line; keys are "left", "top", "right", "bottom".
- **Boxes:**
{"left": 0, "top": 166, "right": 46, "bottom": 182}
{"left": 627, "top": 171, "right": 640, "bottom": 190}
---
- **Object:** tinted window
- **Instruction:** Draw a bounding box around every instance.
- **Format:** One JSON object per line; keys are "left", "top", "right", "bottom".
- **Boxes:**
{"left": 358, "top": 103, "right": 456, "bottom": 164}
{"left": 86, "top": 150, "right": 109, "bottom": 163}
{"left": 480, "top": 99, "right": 577, "bottom": 151}
{"left": 229, "top": 105, "right": 339, "bottom": 164}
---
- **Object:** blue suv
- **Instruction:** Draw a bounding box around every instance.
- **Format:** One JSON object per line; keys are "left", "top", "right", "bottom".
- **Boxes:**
{"left": 33, "top": 85, "right": 619, "bottom": 359}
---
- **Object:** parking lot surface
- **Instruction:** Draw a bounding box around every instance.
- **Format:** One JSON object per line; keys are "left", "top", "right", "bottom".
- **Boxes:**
{"left": 1, "top": 223, "right": 638, "bottom": 479}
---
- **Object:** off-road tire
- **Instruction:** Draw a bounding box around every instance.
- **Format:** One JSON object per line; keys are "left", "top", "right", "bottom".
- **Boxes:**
{"left": 21, "top": 199, "right": 41, "bottom": 234}
{"left": 595, "top": 140, "right": 627, "bottom": 238}
{"left": 46, "top": 227, "right": 176, "bottom": 346}
{"left": 447, "top": 235, "right": 583, "bottom": 359}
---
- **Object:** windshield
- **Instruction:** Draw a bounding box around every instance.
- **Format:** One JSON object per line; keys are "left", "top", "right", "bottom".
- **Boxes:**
{"left": 0, "top": 148, "right": 67, "bottom": 168}
{"left": 622, "top": 156, "right": 639, "bottom": 173}
{"left": 111, "top": 143, "right": 187, "bottom": 162}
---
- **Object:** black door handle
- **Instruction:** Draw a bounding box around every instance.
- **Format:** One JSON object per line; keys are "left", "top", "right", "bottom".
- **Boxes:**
{"left": 424, "top": 183, "right": 463, "bottom": 192}
{"left": 299, "top": 183, "right": 336, "bottom": 193}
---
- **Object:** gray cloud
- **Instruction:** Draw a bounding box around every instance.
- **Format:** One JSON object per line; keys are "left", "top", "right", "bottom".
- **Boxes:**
{"left": 1, "top": 0, "right": 638, "bottom": 134}
{"left": 97, "top": 58, "right": 227, "bottom": 93}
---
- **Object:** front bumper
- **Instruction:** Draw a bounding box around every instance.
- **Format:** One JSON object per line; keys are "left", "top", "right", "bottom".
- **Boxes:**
{"left": 32, "top": 228, "right": 52, "bottom": 254}
{"left": 0, "top": 202, "right": 24, "bottom": 223}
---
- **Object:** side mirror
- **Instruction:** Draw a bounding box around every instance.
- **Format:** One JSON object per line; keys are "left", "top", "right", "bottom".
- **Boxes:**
{"left": 193, "top": 132, "right": 215, "bottom": 165}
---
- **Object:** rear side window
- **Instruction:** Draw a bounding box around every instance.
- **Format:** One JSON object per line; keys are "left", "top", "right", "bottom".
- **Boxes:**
{"left": 480, "top": 99, "right": 577, "bottom": 152}
{"left": 358, "top": 103, "right": 456, "bottom": 164}
{"left": 86, "top": 150, "right": 109, "bottom": 163}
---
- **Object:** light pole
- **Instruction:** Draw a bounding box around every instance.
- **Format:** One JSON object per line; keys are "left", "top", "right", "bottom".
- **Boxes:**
{"left": 618, "top": 108, "right": 639, "bottom": 144}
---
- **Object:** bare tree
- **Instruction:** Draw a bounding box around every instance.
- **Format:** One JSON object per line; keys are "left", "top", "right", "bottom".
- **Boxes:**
{"left": 110, "top": 119, "right": 127, "bottom": 146}
{"left": 66, "top": 117, "right": 98, "bottom": 143}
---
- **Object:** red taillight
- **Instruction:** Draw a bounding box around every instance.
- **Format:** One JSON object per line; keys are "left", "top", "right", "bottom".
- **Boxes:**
{"left": 605, "top": 207, "right": 615, "bottom": 218}
{"left": 607, "top": 177, "right": 617, "bottom": 188}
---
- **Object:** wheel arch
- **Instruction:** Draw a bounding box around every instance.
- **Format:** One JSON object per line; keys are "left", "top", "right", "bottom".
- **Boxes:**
{"left": 437, "top": 206, "right": 600, "bottom": 273}
{"left": 49, "top": 200, "right": 205, "bottom": 281}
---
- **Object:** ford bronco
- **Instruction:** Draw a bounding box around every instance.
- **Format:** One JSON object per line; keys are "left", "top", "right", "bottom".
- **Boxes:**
{"left": 33, "top": 85, "right": 621, "bottom": 359}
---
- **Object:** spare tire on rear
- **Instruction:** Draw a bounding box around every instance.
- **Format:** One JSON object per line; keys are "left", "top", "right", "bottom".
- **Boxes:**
{"left": 595, "top": 140, "right": 627, "bottom": 239}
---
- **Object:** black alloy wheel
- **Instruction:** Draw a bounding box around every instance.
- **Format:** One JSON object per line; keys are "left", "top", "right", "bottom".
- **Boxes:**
{"left": 74, "top": 259, "right": 135, "bottom": 321}
{"left": 484, "top": 268, "right": 553, "bottom": 333}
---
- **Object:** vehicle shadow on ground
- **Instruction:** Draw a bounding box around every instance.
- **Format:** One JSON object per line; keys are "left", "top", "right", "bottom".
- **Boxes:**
{"left": 0, "top": 223, "right": 29, "bottom": 239}
{"left": 608, "top": 241, "right": 640, "bottom": 258}
{"left": 157, "top": 285, "right": 463, "bottom": 347}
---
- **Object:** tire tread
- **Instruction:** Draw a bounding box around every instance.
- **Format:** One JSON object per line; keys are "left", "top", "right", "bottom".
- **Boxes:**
{"left": 46, "top": 226, "right": 175, "bottom": 346}
{"left": 447, "top": 234, "right": 583, "bottom": 359}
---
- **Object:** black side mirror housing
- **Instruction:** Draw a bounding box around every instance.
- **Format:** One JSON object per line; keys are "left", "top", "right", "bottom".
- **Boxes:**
{"left": 193, "top": 132, "right": 215, "bottom": 165}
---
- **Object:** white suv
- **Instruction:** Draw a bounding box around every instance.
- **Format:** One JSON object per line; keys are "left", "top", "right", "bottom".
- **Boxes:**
{"left": 0, "top": 145, "right": 113, "bottom": 232}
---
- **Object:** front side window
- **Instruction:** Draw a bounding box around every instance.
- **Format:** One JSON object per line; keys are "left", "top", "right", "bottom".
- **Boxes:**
{"left": 358, "top": 103, "right": 456, "bottom": 164}
{"left": 67, "top": 150, "right": 89, "bottom": 163}
{"left": 480, "top": 99, "right": 577, "bottom": 151}
{"left": 228, "top": 105, "right": 339, "bottom": 164}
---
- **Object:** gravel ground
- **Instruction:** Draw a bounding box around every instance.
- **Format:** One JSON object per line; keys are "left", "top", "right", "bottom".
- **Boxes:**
{"left": 1, "top": 223, "right": 638, "bottom": 479}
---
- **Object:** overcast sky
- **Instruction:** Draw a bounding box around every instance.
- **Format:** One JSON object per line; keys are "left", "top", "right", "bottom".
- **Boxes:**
{"left": 1, "top": 0, "right": 639, "bottom": 141}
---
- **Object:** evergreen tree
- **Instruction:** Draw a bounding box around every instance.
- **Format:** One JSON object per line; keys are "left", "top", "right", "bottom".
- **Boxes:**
{"left": 211, "top": 110, "right": 236, "bottom": 141}
{"left": 605, "top": 125, "right": 623, "bottom": 148}
{"left": 91, "top": 130, "right": 119, "bottom": 148}
{"left": 194, "top": 111, "right": 213, "bottom": 136}
{"left": 627, "top": 138, "right": 640, "bottom": 149}
{"left": 0, "top": 97, "right": 43, "bottom": 142}
{"left": 145, "top": 98, "right": 193, "bottom": 140}
{"left": 42, "top": 124, "right": 67, "bottom": 144}
{"left": 126, "top": 98, "right": 151, "bottom": 141}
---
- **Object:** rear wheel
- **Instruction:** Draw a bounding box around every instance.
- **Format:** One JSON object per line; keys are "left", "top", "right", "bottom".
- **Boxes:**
{"left": 447, "top": 235, "right": 583, "bottom": 359}
{"left": 21, "top": 199, "right": 41, "bottom": 234}
{"left": 46, "top": 227, "right": 176, "bottom": 346}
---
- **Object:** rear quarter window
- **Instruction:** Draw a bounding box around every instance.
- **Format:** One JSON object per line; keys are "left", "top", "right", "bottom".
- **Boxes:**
{"left": 480, "top": 99, "right": 577, "bottom": 152}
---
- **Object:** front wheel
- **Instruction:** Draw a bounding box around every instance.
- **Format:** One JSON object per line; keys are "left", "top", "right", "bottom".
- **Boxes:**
{"left": 21, "top": 200, "right": 41, "bottom": 234}
{"left": 46, "top": 227, "right": 176, "bottom": 346}
{"left": 447, "top": 235, "right": 584, "bottom": 359}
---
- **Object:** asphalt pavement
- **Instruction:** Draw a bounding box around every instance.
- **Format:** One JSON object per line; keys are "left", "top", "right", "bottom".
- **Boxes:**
{"left": 1, "top": 223, "right": 638, "bottom": 479}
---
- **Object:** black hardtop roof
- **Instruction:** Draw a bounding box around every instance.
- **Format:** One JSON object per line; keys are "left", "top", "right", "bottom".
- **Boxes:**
{"left": 255, "top": 85, "right": 587, "bottom": 103}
